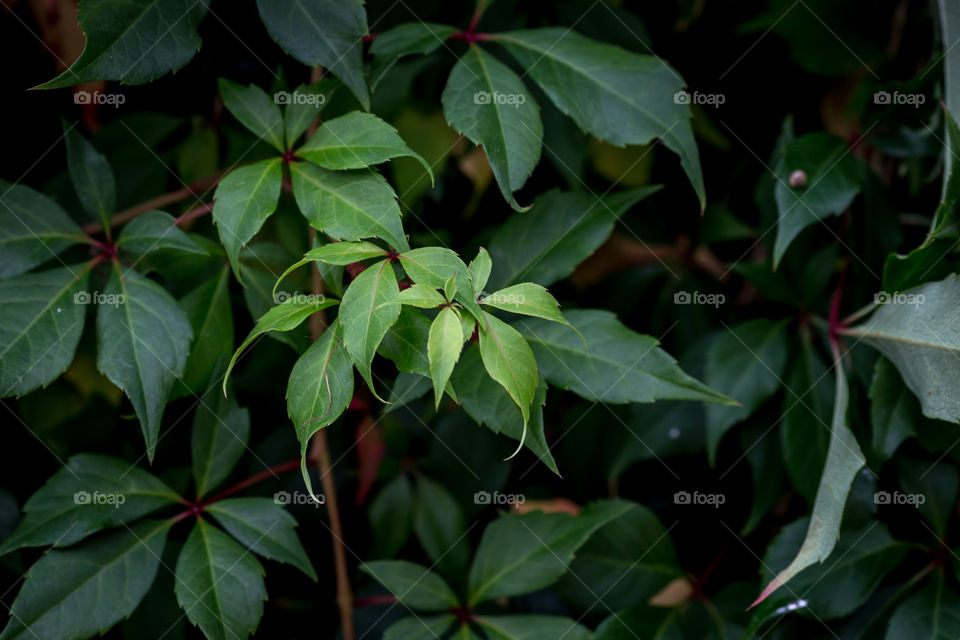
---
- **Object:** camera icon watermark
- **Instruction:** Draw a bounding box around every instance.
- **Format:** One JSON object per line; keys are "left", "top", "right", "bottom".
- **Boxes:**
{"left": 473, "top": 91, "right": 526, "bottom": 108}
{"left": 873, "top": 90, "right": 925, "bottom": 108}
{"left": 273, "top": 291, "right": 326, "bottom": 305}
{"left": 474, "top": 490, "right": 525, "bottom": 507}
{"left": 73, "top": 490, "right": 126, "bottom": 508}
{"left": 673, "top": 291, "right": 724, "bottom": 308}
{"left": 479, "top": 291, "right": 526, "bottom": 305}
{"left": 673, "top": 90, "right": 725, "bottom": 107}
{"left": 74, "top": 90, "right": 125, "bottom": 107}
{"left": 873, "top": 290, "right": 924, "bottom": 307}
{"left": 874, "top": 490, "right": 925, "bottom": 507}
{"left": 274, "top": 90, "right": 326, "bottom": 107}
{"left": 274, "top": 490, "right": 324, "bottom": 506}
{"left": 74, "top": 291, "right": 125, "bottom": 307}
{"left": 673, "top": 490, "right": 725, "bottom": 508}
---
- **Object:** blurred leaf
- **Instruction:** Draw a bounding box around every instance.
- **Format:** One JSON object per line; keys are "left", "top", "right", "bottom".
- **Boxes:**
{"left": 191, "top": 391, "right": 250, "bottom": 498}
{"left": 369, "top": 474, "right": 413, "bottom": 558}
{"left": 360, "top": 560, "right": 459, "bottom": 611}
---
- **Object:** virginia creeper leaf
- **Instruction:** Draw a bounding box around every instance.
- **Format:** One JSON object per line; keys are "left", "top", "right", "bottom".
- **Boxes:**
{"left": 282, "top": 79, "right": 339, "bottom": 149}
{"left": 360, "top": 560, "right": 459, "bottom": 611}
{"left": 64, "top": 123, "right": 116, "bottom": 232}
{"left": 478, "top": 311, "right": 538, "bottom": 428}
{"left": 217, "top": 79, "right": 285, "bottom": 152}
{"left": 116, "top": 210, "right": 206, "bottom": 257}
{"left": 177, "top": 266, "right": 234, "bottom": 396}
{"left": 191, "top": 391, "right": 250, "bottom": 498}
{"left": 428, "top": 306, "right": 463, "bottom": 409}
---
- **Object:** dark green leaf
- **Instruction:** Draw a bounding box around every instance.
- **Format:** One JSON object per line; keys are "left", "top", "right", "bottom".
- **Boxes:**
{"left": 218, "top": 79, "right": 285, "bottom": 151}
{"left": 870, "top": 356, "right": 917, "bottom": 462}
{"left": 0, "top": 182, "right": 87, "bottom": 278}
{"left": 884, "top": 572, "right": 960, "bottom": 639}
{"left": 64, "top": 124, "right": 116, "bottom": 231}
{"left": 191, "top": 391, "right": 250, "bottom": 498}
{"left": 360, "top": 560, "right": 459, "bottom": 611}
{"left": 282, "top": 79, "right": 339, "bottom": 148}
{"left": 413, "top": 475, "right": 469, "bottom": 579}
{"left": 177, "top": 266, "right": 234, "bottom": 396}
{"left": 369, "top": 474, "right": 413, "bottom": 558}
{"left": 116, "top": 210, "right": 205, "bottom": 257}
{"left": 476, "top": 615, "right": 591, "bottom": 640}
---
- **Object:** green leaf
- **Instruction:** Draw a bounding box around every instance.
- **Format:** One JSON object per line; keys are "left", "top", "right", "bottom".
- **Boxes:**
{"left": 870, "top": 356, "right": 917, "bottom": 462}
{"left": 282, "top": 79, "right": 339, "bottom": 149}
{"left": 369, "top": 22, "right": 456, "bottom": 88}
{"left": 428, "top": 307, "right": 464, "bottom": 409}
{"left": 442, "top": 44, "right": 542, "bottom": 210}
{"left": 939, "top": 2, "right": 960, "bottom": 194}
{"left": 0, "top": 519, "right": 171, "bottom": 640}
{"left": 174, "top": 519, "right": 266, "bottom": 640}
{"left": 369, "top": 474, "right": 413, "bottom": 558}
{"left": 223, "top": 296, "right": 338, "bottom": 393}
{"left": 177, "top": 266, "right": 234, "bottom": 396}
{"left": 476, "top": 616, "right": 591, "bottom": 640}
{"left": 382, "top": 616, "right": 455, "bottom": 640}
{"left": 360, "top": 560, "right": 459, "bottom": 611}
{"left": 255, "top": 0, "right": 369, "bottom": 108}
{"left": 116, "top": 210, "right": 205, "bottom": 257}
{"left": 217, "top": 78, "right": 285, "bottom": 151}
{"left": 298, "top": 111, "right": 432, "bottom": 180}
{"left": 392, "top": 284, "right": 447, "bottom": 309}
{"left": 0, "top": 265, "right": 90, "bottom": 397}
{"left": 493, "top": 28, "right": 704, "bottom": 208}
{"left": 515, "top": 309, "right": 735, "bottom": 405}
{"left": 398, "top": 247, "right": 481, "bottom": 319}
{"left": 897, "top": 456, "right": 958, "bottom": 538}
{"left": 705, "top": 319, "right": 790, "bottom": 465}
{"left": 480, "top": 283, "right": 568, "bottom": 328}
{"left": 296, "top": 241, "right": 389, "bottom": 266}
{"left": 286, "top": 319, "right": 353, "bottom": 498}
{"left": 468, "top": 500, "right": 631, "bottom": 605}
{"left": 64, "top": 123, "right": 116, "bottom": 232}
{"left": 0, "top": 181, "right": 87, "bottom": 278}
{"left": 96, "top": 265, "right": 193, "bottom": 460}
{"left": 0, "top": 454, "right": 179, "bottom": 555}
{"left": 847, "top": 274, "right": 960, "bottom": 423}
{"left": 212, "top": 158, "right": 283, "bottom": 283}
{"left": 593, "top": 605, "right": 682, "bottom": 640}
{"left": 206, "top": 497, "right": 316, "bottom": 580}
{"left": 772, "top": 132, "right": 860, "bottom": 266}
{"left": 339, "top": 260, "right": 401, "bottom": 399}
{"left": 378, "top": 307, "right": 432, "bottom": 377}
{"left": 486, "top": 187, "right": 659, "bottom": 289}
{"left": 752, "top": 357, "right": 865, "bottom": 607}
{"left": 191, "top": 391, "right": 250, "bottom": 498}
{"left": 290, "top": 162, "right": 409, "bottom": 251}
{"left": 884, "top": 572, "right": 960, "bottom": 639}
{"left": 478, "top": 311, "right": 538, "bottom": 428}
{"left": 36, "top": 0, "right": 210, "bottom": 87}
{"left": 468, "top": 247, "right": 492, "bottom": 294}
{"left": 413, "top": 475, "right": 469, "bottom": 579}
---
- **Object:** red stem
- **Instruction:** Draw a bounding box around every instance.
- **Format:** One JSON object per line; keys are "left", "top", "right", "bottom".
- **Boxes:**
{"left": 174, "top": 202, "right": 213, "bottom": 226}
{"left": 449, "top": 31, "right": 493, "bottom": 43}
{"left": 198, "top": 456, "right": 315, "bottom": 506}
{"left": 827, "top": 264, "right": 848, "bottom": 357}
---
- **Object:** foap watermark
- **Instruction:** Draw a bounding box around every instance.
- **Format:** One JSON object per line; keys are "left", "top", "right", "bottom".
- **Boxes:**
{"left": 74, "top": 291, "right": 125, "bottom": 307}
{"left": 873, "top": 290, "right": 924, "bottom": 307}
{"left": 674, "top": 490, "right": 725, "bottom": 508}
{"left": 674, "top": 291, "right": 724, "bottom": 308}
{"left": 274, "top": 291, "right": 326, "bottom": 305}
{"left": 474, "top": 490, "right": 525, "bottom": 506}
{"left": 874, "top": 490, "right": 925, "bottom": 507}
{"left": 873, "top": 90, "right": 925, "bottom": 108}
{"left": 479, "top": 291, "right": 525, "bottom": 305}
{"left": 74, "top": 90, "right": 125, "bottom": 107}
{"left": 274, "top": 490, "right": 324, "bottom": 506}
{"left": 274, "top": 90, "right": 326, "bottom": 107}
{"left": 474, "top": 91, "right": 526, "bottom": 107}
{"left": 74, "top": 491, "right": 126, "bottom": 507}
{"left": 673, "top": 90, "right": 725, "bottom": 107}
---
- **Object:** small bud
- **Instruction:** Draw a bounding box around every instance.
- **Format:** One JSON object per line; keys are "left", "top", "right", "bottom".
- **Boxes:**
{"left": 788, "top": 169, "right": 808, "bottom": 189}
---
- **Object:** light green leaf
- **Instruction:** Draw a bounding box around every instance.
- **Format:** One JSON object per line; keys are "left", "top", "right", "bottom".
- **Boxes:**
{"left": 174, "top": 519, "right": 266, "bottom": 640}
{"left": 0, "top": 181, "right": 87, "bottom": 279}
{"left": 116, "top": 210, "right": 205, "bottom": 257}
{"left": 469, "top": 247, "right": 492, "bottom": 293}
{"left": 255, "top": 0, "right": 369, "bottom": 108}
{"left": 0, "top": 520, "right": 171, "bottom": 640}
{"left": 191, "top": 391, "right": 250, "bottom": 498}
{"left": 476, "top": 616, "right": 591, "bottom": 640}
{"left": 360, "top": 560, "right": 459, "bottom": 611}
{"left": 64, "top": 123, "right": 115, "bottom": 232}
{"left": 494, "top": 28, "right": 704, "bottom": 208}
{"left": 478, "top": 311, "right": 538, "bottom": 428}
{"left": 96, "top": 265, "right": 193, "bottom": 460}
{"left": 443, "top": 273, "right": 458, "bottom": 301}
{"left": 480, "top": 283, "right": 567, "bottom": 327}
{"left": 752, "top": 358, "right": 865, "bottom": 607}
{"left": 282, "top": 79, "right": 339, "bottom": 149}
{"left": 217, "top": 78, "right": 285, "bottom": 151}
{"left": 206, "top": 497, "right": 316, "bottom": 580}
{"left": 177, "top": 267, "right": 234, "bottom": 397}
{"left": 398, "top": 247, "right": 481, "bottom": 319}
{"left": 442, "top": 44, "right": 542, "bottom": 210}
{"left": 295, "top": 241, "right": 389, "bottom": 266}
{"left": 428, "top": 307, "right": 464, "bottom": 409}
{"left": 36, "top": 0, "right": 209, "bottom": 87}
{"left": 290, "top": 162, "right": 409, "bottom": 251}
{"left": 0, "top": 265, "right": 90, "bottom": 397}
{"left": 340, "top": 260, "right": 401, "bottom": 399}
{"left": 392, "top": 284, "right": 447, "bottom": 309}
{"left": 212, "top": 158, "right": 283, "bottom": 282}
{"left": 884, "top": 572, "right": 960, "bottom": 639}
{"left": 0, "top": 454, "right": 179, "bottom": 556}
{"left": 468, "top": 500, "right": 632, "bottom": 605}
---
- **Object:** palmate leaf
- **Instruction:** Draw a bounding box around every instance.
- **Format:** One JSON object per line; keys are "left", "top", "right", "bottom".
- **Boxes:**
{"left": 37, "top": 0, "right": 210, "bottom": 88}
{"left": 0, "top": 264, "right": 90, "bottom": 397}
{"left": 442, "top": 44, "right": 542, "bottom": 210}
{"left": 397, "top": 247, "right": 482, "bottom": 319}
{"left": 360, "top": 560, "right": 459, "bottom": 611}
{"left": 63, "top": 123, "right": 115, "bottom": 232}
{"left": 0, "top": 519, "right": 171, "bottom": 640}
{"left": 217, "top": 79, "right": 285, "bottom": 152}
{"left": 340, "top": 260, "right": 401, "bottom": 399}
{"left": 493, "top": 28, "right": 704, "bottom": 208}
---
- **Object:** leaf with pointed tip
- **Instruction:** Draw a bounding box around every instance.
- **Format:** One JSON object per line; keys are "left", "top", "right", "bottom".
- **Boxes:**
{"left": 870, "top": 356, "right": 917, "bottom": 462}
{"left": 478, "top": 311, "right": 538, "bottom": 427}
{"left": 223, "top": 296, "right": 339, "bottom": 393}
{"left": 0, "top": 454, "right": 180, "bottom": 556}
{"left": 36, "top": 0, "right": 210, "bottom": 88}
{"left": 191, "top": 392, "right": 250, "bottom": 498}
{"left": 413, "top": 475, "right": 469, "bottom": 579}
{"left": 360, "top": 560, "right": 459, "bottom": 611}
{"left": 255, "top": 0, "right": 369, "bottom": 108}
{"left": 0, "top": 519, "right": 171, "bottom": 640}
{"left": 428, "top": 307, "right": 464, "bottom": 409}
{"left": 298, "top": 111, "right": 432, "bottom": 181}
{"left": 96, "top": 265, "right": 193, "bottom": 461}
{"left": 0, "top": 181, "right": 87, "bottom": 278}
{"left": 398, "top": 247, "right": 482, "bottom": 321}
{"left": 469, "top": 247, "right": 492, "bottom": 293}
{"left": 298, "top": 241, "right": 389, "bottom": 266}
{"left": 932, "top": 107, "right": 960, "bottom": 237}
{"left": 392, "top": 284, "right": 447, "bottom": 309}
{"left": 493, "top": 28, "right": 704, "bottom": 208}
{"left": 212, "top": 158, "right": 283, "bottom": 283}
{"left": 481, "top": 283, "right": 567, "bottom": 328}
{"left": 117, "top": 210, "right": 206, "bottom": 257}
{"left": 340, "top": 260, "right": 401, "bottom": 399}
{"left": 217, "top": 79, "right": 285, "bottom": 151}
{"left": 64, "top": 123, "right": 115, "bottom": 231}
{"left": 0, "top": 265, "right": 90, "bottom": 397}
{"left": 290, "top": 162, "right": 409, "bottom": 251}
{"left": 206, "top": 497, "right": 316, "bottom": 580}
{"left": 369, "top": 22, "right": 456, "bottom": 88}
{"left": 283, "top": 79, "right": 339, "bottom": 149}
{"left": 177, "top": 267, "right": 234, "bottom": 397}
{"left": 174, "top": 519, "right": 266, "bottom": 640}
{"left": 476, "top": 616, "right": 591, "bottom": 640}
{"left": 442, "top": 44, "right": 542, "bottom": 210}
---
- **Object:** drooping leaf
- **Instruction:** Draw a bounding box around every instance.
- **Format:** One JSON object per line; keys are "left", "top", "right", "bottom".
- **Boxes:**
{"left": 37, "top": 0, "right": 210, "bottom": 87}
{"left": 870, "top": 356, "right": 917, "bottom": 462}
{"left": 294, "top": 241, "right": 389, "bottom": 267}
{"left": 96, "top": 265, "right": 193, "bottom": 460}
{"left": 177, "top": 266, "right": 234, "bottom": 396}
{"left": 116, "top": 210, "right": 205, "bottom": 257}
{"left": 212, "top": 158, "right": 283, "bottom": 282}
{"left": 428, "top": 307, "right": 463, "bottom": 409}
{"left": 174, "top": 519, "right": 267, "bottom": 640}
{"left": 476, "top": 616, "right": 592, "bottom": 640}
{"left": 442, "top": 44, "right": 542, "bottom": 210}
{"left": 493, "top": 28, "right": 704, "bottom": 208}
{"left": 0, "top": 454, "right": 179, "bottom": 555}
{"left": 217, "top": 78, "right": 286, "bottom": 152}
{"left": 255, "top": 0, "right": 369, "bottom": 108}
{"left": 290, "top": 162, "right": 409, "bottom": 251}
{"left": 206, "top": 497, "right": 316, "bottom": 580}
{"left": 360, "top": 560, "right": 459, "bottom": 611}
{"left": 340, "top": 260, "right": 401, "bottom": 398}
{"left": 0, "top": 181, "right": 87, "bottom": 279}
{"left": 282, "top": 79, "right": 339, "bottom": 148}
{"left": 478, "top": 311, "right": 538, "bottom": 427}
{"left": 884, "top": 572, "right": 960, "bottom": 639}
{"left": 413, "top": 475, "right": 469, "bottom": 579}
{"left": 191, "top": 391, "right": 250, "bottom": 498}
{"left": 0, "top": 264, "right": 90, "bottom": 397}
{"left": 64, "top": 123, "right": 116, "bottom": 231}
{"left": 0, "top": 519, "right": 171, "bottom": 640}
